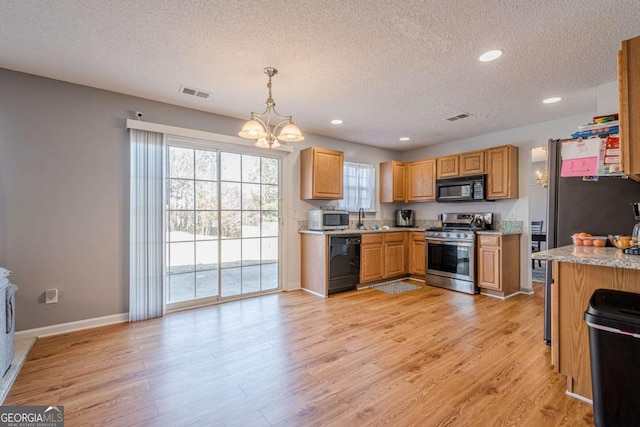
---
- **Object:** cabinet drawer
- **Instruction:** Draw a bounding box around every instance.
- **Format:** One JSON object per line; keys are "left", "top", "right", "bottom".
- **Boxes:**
{"left": 384, "top": 232, "right": 405, "bottom": 243}
{"left": 479, "top": 235, "right": 501, "bottom": 247}
{"left": 362, "top": 233, "right": 384, "bottom": 244}
{"left": 412, "top": 231, "right": 425, "bottom": 242}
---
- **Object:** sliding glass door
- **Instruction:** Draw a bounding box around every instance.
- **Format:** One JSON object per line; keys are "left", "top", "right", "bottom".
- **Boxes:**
{"left": 166, "top": 142, "right": 280, "bottom": 308}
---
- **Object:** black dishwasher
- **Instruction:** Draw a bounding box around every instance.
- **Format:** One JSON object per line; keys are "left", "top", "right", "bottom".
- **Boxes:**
{"left": 328, "top": 234, "right": 361, "bottom": 294}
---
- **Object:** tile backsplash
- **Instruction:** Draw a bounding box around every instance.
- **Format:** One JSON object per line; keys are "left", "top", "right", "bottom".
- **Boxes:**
{"left": 298, "top": 218, "right": 522, "bottom": 232}
{"left": 298, "top": 218, "right": 440, "bottom": 231}
{"left": 495, "top": 220, "right": 523, "bottom": 233}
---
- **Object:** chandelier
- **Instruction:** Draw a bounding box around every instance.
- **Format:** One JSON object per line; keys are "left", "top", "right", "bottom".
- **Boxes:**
{"left": 238, "top": 67, "right": 304, "bottom": 148}
{"left": 535, "top": 169, "right": 548, "bottom": 188}
{"left": 534, "top": 147, "right": 548, "bottom": 188}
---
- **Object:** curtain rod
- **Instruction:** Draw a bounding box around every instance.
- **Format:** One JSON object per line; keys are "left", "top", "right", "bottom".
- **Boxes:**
{"left": 125, "top": 119, "right": 294, "bottom": 153}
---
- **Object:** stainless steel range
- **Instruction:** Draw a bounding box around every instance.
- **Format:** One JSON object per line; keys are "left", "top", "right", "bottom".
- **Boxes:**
{"left": 425, "top": 212, "right": 493, "bottom": 295}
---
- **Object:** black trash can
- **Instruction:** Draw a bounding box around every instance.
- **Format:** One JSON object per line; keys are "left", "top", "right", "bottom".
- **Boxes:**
{"left": 584, "top": 289, "right": 640, "bottom": 427}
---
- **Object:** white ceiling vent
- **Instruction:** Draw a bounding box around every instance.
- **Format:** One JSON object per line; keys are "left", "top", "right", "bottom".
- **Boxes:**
{"left": 179, "top": 85, "right": 212, "bottom": 100}
{"left": 446, "top": 113, "right": 472, "bottom": 122}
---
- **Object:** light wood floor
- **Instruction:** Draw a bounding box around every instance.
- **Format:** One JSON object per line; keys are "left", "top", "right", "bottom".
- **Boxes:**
{"left": 5, "top": 282, "right": 594, "bottom": 426}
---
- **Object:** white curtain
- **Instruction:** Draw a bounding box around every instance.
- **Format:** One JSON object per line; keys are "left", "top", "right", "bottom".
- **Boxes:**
{"left": 338, "top": 162, "right": 375, "bottom": 212}
{"left": 129, "top": 129, "right": 165, "bottom": 322}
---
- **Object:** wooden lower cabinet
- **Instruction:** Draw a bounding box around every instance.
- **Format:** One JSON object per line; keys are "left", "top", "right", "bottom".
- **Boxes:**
{"left": 360, "top": 234, "right": 384, "bottom": 283}
{"left": 409, "top": 232, "right": 425, "bottom": 276}
{"left": 300, "top": 233, "right": 329, "bottom": 297}
{"left": 477, "top": 233, "right": 520, "bottom": 298}
{"left": 360, "top": 232, "right": 407, "bottom": 284}
{"left": 383, "top": 232, "right": 406, "bottom": 277}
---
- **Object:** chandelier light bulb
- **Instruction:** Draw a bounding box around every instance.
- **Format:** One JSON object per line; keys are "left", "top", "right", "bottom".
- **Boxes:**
{"left": 254, "top": 138, "right": 270, "bottom": 148}
{"left": 239, "top": 120, "right": 266, "bottom": 139}
{"left": 278, "top": 123, "right": 304, "bottom": 141}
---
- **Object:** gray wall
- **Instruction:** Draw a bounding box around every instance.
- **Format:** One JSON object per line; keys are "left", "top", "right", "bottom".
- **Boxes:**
{"left": 0, "top": 67, "right": 612, "bottom": 330}
{"left": 0, "top": 68, "right": 235, "bottom": 330}
{"left": 0, "top": 68, "right": 400, "bottom": 331}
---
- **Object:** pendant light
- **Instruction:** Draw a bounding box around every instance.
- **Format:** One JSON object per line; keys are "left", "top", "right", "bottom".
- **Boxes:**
{"left": 238, "top": 67, "right": 304, "bottom": 148}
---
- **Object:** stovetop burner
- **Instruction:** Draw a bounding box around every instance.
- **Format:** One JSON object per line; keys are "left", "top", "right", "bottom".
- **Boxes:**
{"left": 425, "top": 212, "right": 494, "bottom": 242}
{"left": 425, "top": 226, "right": 486, "bottom": 232}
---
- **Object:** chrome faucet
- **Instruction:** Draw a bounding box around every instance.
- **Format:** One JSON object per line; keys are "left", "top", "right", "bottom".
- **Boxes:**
{"left": 357, "top": 208, "right": 365, "bottom": 229}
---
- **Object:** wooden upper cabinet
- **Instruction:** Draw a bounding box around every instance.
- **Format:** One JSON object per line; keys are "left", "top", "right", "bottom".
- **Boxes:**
{"left": 300, "top": 147, "right": 344, "bottom": 200}
{"left": 406, "top": 159, "right": 436, "bottom": 202}
{"left": 619, "top": 35, "right": 640, "bottom": 180}
{"left": 459, "top": 150, "right": 485, "bottom": 176}
{"left": 486, "top": 145, "right": 519, "bottom": 200}
{"left": 436, "top": 155, "right": 459, "bottom": 179}
{"left": 437, "top": 151, "right": 484, "bottom": 179}
{"left": 380, "top": 161, "right": 406, "bottom": 203}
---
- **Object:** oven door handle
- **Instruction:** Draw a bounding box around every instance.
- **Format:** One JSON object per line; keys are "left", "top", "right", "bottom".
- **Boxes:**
{"left": 425, "top": 239, "right": 474, "bottom": 247}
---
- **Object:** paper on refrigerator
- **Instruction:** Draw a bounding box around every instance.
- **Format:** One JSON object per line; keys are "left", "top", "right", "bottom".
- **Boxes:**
{"left": 560, "top": 138, "right": 602, "bottom": 177}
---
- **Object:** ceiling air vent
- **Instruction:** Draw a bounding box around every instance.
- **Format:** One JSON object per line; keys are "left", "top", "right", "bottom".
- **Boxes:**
{"left": 446, "top": 113, "right": 472, "bottom": 122}
{"left": 179, "top": 85, "right": 212, "bottom": 100}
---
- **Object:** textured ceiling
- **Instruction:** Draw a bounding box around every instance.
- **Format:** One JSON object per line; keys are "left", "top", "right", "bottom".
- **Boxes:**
{"left": 1, "top": 1, "right": 639, "bottom": 151}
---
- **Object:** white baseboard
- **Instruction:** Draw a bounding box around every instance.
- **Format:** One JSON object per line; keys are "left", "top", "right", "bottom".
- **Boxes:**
{"left": 15, "top": 313, "right": 129, "bottom": 339}
{"left": 300, "top": 288, "right": 326, "bottom": 298}
{"left": 566, "top": 390, "right": 593, "bottom": 405}
{"left": 285, "top": 282, "right": 301, "bottom": 291}
{"left": 480, "top": 291, "right": 531, "bottom": 300}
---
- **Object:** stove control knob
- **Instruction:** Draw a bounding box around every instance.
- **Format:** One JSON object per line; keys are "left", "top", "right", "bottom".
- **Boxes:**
{"left": 456, "top": 233, "right": 461, "bottom": 238}
{"left": 444, "top": 232, "right": 449, "bottom": 237}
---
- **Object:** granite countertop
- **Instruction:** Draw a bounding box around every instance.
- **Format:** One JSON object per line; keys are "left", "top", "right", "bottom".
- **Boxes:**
{"left": 476, "top": 230, "right": 522, "bottom": 236}
{"left": 299, "top": 227, "right": 425, "bottom": 235}
{"left": 533, "top": 245, "right": 640, "bottom": 270}
{"left": 300, "top": 228, "right": 520, "bottom": 235}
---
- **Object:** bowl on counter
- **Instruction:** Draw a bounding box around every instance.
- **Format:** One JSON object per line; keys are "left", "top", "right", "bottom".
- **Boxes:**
{"left": 571, "top": 235, "right": 607, "bottom": 247}
{"left": 608, "top": 234, "right": 635, "bottom": 249}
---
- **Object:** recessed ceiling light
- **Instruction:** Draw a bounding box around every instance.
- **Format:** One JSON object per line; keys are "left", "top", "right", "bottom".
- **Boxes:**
{"left": 543, "top": 97, "right": 562, "bottom": 104}
{"left": 331, "top": 119, "right": 343, "bottom": 125}
{"left": 399, "top": 137, "right": 410, "bottom": 141}
{"left": 479, "top": 49, "right": 503, "bottom": 62}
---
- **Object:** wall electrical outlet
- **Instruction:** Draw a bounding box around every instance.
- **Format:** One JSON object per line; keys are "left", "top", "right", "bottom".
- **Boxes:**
{"left": 509, "top": 210, "right": 516, "bottom": 219}
{"left": 45, "top": 288, "right": 58, "bottom": 304}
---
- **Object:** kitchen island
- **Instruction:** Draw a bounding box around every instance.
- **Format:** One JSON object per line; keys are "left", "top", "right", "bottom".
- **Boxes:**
{"left": 533, "top": 245, "right": 640, "bottom": 402}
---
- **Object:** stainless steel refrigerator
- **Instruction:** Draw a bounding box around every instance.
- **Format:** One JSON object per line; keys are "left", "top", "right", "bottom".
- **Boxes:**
{"left": 544, "top": 138, "right": 640, "bottom": 344}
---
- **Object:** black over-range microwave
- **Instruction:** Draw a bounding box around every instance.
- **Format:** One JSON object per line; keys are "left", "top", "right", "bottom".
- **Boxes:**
{"left": 435, "top": 174, "right": 487, "bottom": 202}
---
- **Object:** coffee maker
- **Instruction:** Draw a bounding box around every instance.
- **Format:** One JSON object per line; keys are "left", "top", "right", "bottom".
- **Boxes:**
{"left": 632, "top": 203, "right": 640, "bottom": 247}
{"left": 395, "top": 209, "right": 415, "bottom": 227}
